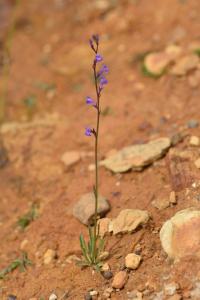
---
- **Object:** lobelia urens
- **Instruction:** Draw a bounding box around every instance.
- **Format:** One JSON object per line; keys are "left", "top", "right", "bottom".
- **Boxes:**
{"left": 79, "top": 34, "right": 109, "bottom": 269}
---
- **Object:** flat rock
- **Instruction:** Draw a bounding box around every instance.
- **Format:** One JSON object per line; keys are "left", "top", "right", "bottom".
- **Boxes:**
{"left": 112, "top": 271, "right": 128, "bottom": 289}
{"left": 164, "top": 282, "right": 179, "bottom": 296}
{"left": 152, "top": 198, "right": 170, "bottom": 210}
{"left": 143, "top": 51, "right": 172, "bottom": 76}
{"left": 160, "top": 208, "right": 200, "bottom": 259}
{"left": 61, "top": 151, "right": 81, "bottom": 167}
{"left": 171, "top": 54, "right": 199, "bottom": 76}
{"left": 73, "top": 193, "right": 110, "bottom": 225}
{"left": 127, "top": 290, "right": 143, "bottom": 300}
{"left": 189, "top": 136, "right": 200, "bottom": 146}
{"left": 112, "top": 209, "right": 149, "bottom": 235}
{"left": 101, "top": 138, "right": 171, "bottom": 173}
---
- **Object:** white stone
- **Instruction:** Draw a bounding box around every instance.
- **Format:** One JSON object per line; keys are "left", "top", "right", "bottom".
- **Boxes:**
{"left": 49, "top": 294, "right": 57, "bottom": 300}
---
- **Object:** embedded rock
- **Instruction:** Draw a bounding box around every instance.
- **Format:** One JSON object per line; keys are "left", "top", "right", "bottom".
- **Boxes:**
{"left": 195, "top": 158, "right": 200, "bottom": 169}
{"left": 160, "top": 208, "right": 200, "bottom": 259}
{"left": 112, "top": 271, "right": 128, "bottom": 289}
{"left": 152, "top": 198, "right": 170, "bottom": 210}
{"left": 61, "top": 151, "right": 81, "bottom": 167}
{"left": 49, "top": 294, "right": 57, "bottom": 300}
{"left": 101, "top": 138, "right": 171, "bottom": 173}
{"left": 73, "top": 193, "right": 110, "bottom": 225}
{"left": 189, "top": 136, "right": 200, "bottom": 146}
{"left": 125, "top": 253, "right": 141, "bottom": 270}
{"left": 164, "top": 282, "right": 179, "bottom": 296}
{"left": 171, "top": 54, "right": 199, "bottom": 76}
{"left": 44, "top": 249, "right": 57, "bottom": 264}
{"left": 97, "top": 217, "right": 112, "bottom": 237}
{"left": 143, "top": 52, "right": 172, "bottom": 76}
{"left": 112, "top": 209, "right": 149, "bottom": 235}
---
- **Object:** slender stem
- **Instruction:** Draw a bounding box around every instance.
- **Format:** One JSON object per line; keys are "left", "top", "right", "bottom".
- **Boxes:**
{"left": 92, "top": 58, "right": 101, "bottom": 262}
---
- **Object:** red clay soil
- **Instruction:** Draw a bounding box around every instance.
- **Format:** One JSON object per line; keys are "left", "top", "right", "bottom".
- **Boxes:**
{"left": 1, "top": 0, "right": 200, "bottom": 299}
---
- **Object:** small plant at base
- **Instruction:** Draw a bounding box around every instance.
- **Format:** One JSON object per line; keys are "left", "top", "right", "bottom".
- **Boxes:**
{"left": 0, "top": 252, "right": 32, "bottom": 279}
{"left": 17, "top": 204, "right": 38, "bottom": 230}
{"left": 79, "top": 34, "right": 109, "bottom": 270}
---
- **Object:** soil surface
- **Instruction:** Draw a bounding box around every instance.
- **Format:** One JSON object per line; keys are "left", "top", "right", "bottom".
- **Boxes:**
{"left": 1, "top": 0, "right": 200, "bottom": 299}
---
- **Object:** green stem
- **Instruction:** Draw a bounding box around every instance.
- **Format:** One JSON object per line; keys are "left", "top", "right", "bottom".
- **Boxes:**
{"left": 92, "top": 61, "right": 101, "bottom": 263}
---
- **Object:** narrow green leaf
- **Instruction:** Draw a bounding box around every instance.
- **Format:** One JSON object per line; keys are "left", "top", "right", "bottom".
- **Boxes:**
{"left": 79, "top": 234, "right": 91, "bottom": 264}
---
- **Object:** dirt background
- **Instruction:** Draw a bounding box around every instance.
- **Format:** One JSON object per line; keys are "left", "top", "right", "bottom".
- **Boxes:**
{"left": 1, "top": 0, "right": 200, "bottom": 299}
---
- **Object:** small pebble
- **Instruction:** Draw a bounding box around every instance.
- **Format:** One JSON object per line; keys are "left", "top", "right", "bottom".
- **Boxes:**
{"left": 44, "top": 249, "right": 57, "bottom": 265}
{"left": 89, "top": 290, "right": 98, "bottom": 296}
{"left": 125, "top": 253, "right": 141, "bottom": 270}
{"left": 195, "top": 158, "right": 200, "bottom": 169}
{"left": 101, "top": 263, "right": 110, "bottom": 272}
{"left": 187, "top": 119, "right": 199, "bottom": 128}
{"left": 84, "top": 293, "right": 92, "bottom": 300}
{"left": 99, "top": 251, "right": 110, "bottom": 260}
{"left": 112, "top": 271, "right": 128, "bottom": 289}
{"left": 49, "top": 293, "right": 57, "bottom": 300}
{"left": 102, "top": 270, "right": 113, "bottom": 280}
{"left": 169, "top": 191, "right": 177, "bottom": 204}
{"left": 7, "top": 296, "right": 17, "bottom": 300}
{"left": 190, "top": 136, "right": 200, "bottom": 146}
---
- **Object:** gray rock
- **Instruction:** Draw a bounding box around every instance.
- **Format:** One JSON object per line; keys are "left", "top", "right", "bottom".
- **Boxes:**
{"left": 170, "top": 132, "right": 185, "bottom": 146}
{"left": 101, "top": 138, "right": 171, "bottom": 173}
{"left": 7, "top": 296, "right": 17, "bottom": 300}
{"left": 187, "top": 119, "right": 199, "bottom": 128}
{"left": 73, "top": 193, "right": 110, "bottom": 225}
{"left": 102, "top": 270, "right": 113, "bottom": 280}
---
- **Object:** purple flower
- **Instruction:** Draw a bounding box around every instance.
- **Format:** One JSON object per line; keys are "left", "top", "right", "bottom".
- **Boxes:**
{"left": 86, "top": 96, "right": 95, "bottom": 105}
{"left": 98, "top": 64, "right": 109, "bottom": 77}
{"left": 85, "top": 127, "right": 92, "bottom": 136}
{"left": 95, "top": 54, "right": 103, "bottom": 62}
{"left": 100, "top": 76, "right": 108, "bottom": 86}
